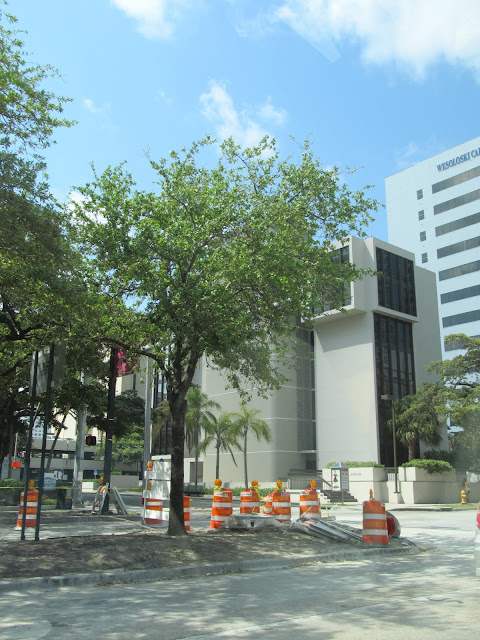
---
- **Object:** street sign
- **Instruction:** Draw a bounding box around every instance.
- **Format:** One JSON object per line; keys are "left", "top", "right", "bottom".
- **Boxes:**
{"left": 30, "top": 342, "right": 66, "bottom": 395}
{"left": 43, "top": 473, "right": 56, "bottom": 493}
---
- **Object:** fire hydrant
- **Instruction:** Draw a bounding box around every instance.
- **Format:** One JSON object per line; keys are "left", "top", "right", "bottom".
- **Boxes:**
{"left": 461, "top": 489, "right": 467, "bottom": 504}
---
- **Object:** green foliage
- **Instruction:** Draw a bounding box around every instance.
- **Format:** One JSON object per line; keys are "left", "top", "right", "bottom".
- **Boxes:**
{"left": 0, "top": 478, "right": 23, "bottom": 488}
{"left": 72, "top": 135, "right": 377, "bottom": 534}
{"left": 196, "top": 413, "right": 241, "bottom": 481}
{"left": 401, "top": 459, "right": 453, "bottom": 474}
{"left": 230, "top": 402, "right": 272, "bottom": 488}
{"left": 325, "top": 461, "right": 384, "bottom": 468}
{"left": 423, "top": 449, "right": 455, "bottom": 465}
{"left": 391, "top": 383, "right": 442, "bottom": 461}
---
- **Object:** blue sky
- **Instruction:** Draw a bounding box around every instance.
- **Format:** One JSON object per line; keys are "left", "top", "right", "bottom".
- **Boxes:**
{"left": 11, "top": 0, "right": 480, "bottom": 241}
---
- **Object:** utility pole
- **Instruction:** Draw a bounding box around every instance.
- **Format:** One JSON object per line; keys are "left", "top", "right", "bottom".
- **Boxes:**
{"left": 102, "top": 348, "right": 117, "bottom": 514}
{"left": 73, "top": 371, "right": 90, "bottom": 507}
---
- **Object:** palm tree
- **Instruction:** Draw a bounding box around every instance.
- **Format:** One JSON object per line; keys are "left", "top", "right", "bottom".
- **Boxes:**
{"left": 185, "top": 386, "right": 220, "bottom": 485}
{"left": 196, "top": 413, "right": 241, "bottom": 480}
{"left": 230, "top": 402, "right": 272, "bottom": 488}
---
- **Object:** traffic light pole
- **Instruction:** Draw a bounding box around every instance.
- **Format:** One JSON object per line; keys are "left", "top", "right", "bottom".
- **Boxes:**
{"left": 73, "top": 371, "right": 90, "bottom": 507}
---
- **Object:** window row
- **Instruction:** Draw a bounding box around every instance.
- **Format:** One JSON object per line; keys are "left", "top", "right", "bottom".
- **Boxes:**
{"left": 435, "top": 211, "right": 480, "bottom": 237}
{"left": 434, "top": 189, "right": 480, "bottom": 215}
{"left": 439, "top": 259, "right": 480, "bottom": 281}
{"left": 444, "top": 334, "right": 480, "bottom": 351}
{"left": 432, "top": 165, "right": 480, "bottom": 194}
{"left": 442, "top": 308, "right": 480, "bottom": 328}
{"left": 437, "top": 235, "right": 480, "bottom": 259}
{"left": 441, "top": 284, "right": 480, "bottom": 304}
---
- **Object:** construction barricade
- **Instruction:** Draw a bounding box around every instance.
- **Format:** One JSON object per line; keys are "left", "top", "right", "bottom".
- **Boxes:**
{"left": 263, "top": 493, "right": 273, "bottom": 515}
{"left": 15, "top": 489, "right": 38, "bottom": 530}
{"left": 143, "top": 498, "right": 163, "bottom": 526}
{"left": 210, "top": 489, "right": 233, "bottom": 529}
{"left": 363, "top": 498, "right": 388, "bottom": 546}
{"left": 272, "top": 490, "right": 291, "bottom": 524}
{"left": 240, "top": 488, "right": 260, "bottom": 514}
{"left": 184, "top": 495, "right": 191, "bottom": 532}
{"left": 299, "top": 485, "right": 321, "bottom": 520}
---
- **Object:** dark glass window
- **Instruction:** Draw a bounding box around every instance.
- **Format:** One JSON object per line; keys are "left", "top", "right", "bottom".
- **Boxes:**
{"left": 437, "top": 235, "right": 480, "bottom": 259}
{"left": 443, "top": 309, "right": 480, "bottom": 328}
{"left": 376, "top": 248, "right": 417, "bottom": 316}
{"left": 421, "top": 253, "right": 428, "bottom": 263}
{"left": 319, "top": 245, "right": 351, "bottom": 311}
{"left": 432, "top": 165, "right": 480, "bottom": 194}
{"left": 441, "top": 284, "right": 480, "bottom": 304}
{"left": 374, "top": 314, "right": 415, "bottom": 466}
{"left": 296, "top": 327, "right": 316, "bottom": 452}
{"left": 435, "top": 211, "right": 480, "bottom": 236}
{"left": 418, "top": 210, "right": 425, "bottom": 220}
{"left": 439, "top": 260, "right": 480, "bottom": 281}
{"left": 420, "top": 231, "right": 426, "bottom": 241}
{"left": 417, "top": 189, "right": 423, "bottom": 200}
{"left": 434, "top": 189, "right": 480, "bottom": 215}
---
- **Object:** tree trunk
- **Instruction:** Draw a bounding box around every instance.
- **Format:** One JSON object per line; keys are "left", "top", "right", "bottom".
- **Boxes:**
{"left": 243, "top": 430, "right": 248, "bottom": 489}
{"left": 168, "top": 394, "right": 188, "bottom": 536}
{"left": 408, "top": 436, "right": 419, "bottom": 462}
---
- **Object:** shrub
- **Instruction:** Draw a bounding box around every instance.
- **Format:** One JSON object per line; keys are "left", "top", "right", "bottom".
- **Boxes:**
{"left": 325, "top": 461, "right": 384, "bottom": 468}
{"left": 423, "top": 449, "right": 455, "bottom": 465}
{"left": 401, "top": 459, "right": 453, "bottom": 474}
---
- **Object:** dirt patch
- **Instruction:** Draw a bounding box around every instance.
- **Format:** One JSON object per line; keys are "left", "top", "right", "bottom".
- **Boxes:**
{"left": 0, "top": 518, "right": 415, "bottom": 581}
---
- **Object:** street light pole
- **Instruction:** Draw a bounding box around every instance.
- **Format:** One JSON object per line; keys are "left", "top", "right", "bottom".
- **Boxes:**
{"left": 381, "top": 394, "right": 398, "bottom": 493}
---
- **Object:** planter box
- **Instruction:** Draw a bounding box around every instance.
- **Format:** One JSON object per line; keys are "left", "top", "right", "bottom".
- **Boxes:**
{"left": 404, "top": 467, "right": 456, "bottom": 483}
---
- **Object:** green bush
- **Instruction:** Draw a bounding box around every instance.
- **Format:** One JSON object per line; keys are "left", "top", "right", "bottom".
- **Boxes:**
{"left": 0, "top": 479, "right": 24, "bottom": 488}
{"left": 325, "top": 461, "right": 384, "bottom": 468}
{"left": 423, "top": 449, "right": 455, "bottom": 465}
{"left": 0, "top": 479, "right": 24, "bottom": 505}
{"left": 401, "top": 459, "right": 453, "bottom": 474}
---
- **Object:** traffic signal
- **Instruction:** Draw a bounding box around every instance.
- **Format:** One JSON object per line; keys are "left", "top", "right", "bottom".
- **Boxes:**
{"left": 85, "top": 435, "right": 97, "bottom": 446}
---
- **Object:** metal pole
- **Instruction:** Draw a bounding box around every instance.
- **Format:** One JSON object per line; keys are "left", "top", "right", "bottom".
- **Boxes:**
{"left": 143, "top": 357, "right": 153, "bottom": 494}
{"left": 21, "top": 350, "right": 38, "bottom": 540}
{"left": 35, "top": 343, "right": 55, "bottom": 541}
{"left": 73, "top": 370, "right": 90, "bottom": 507}
{"left": 392, "top": 399, "right": 398, "bottom": 493}
{"left": 102, "top": 347, "right": 117, "bottom": 514}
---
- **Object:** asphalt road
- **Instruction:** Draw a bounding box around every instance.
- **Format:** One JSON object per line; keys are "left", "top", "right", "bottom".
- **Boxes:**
{"left": 0, "top": 509, "right": 478, "bottom": 640}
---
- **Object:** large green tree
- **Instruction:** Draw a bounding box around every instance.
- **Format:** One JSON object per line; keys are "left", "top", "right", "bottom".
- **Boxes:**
{"left": 0, "top": 3, "right": 76, "bottom": 468}
{"left": 427, "top": 334, "right": 480, "bottom": 471}
{"left": 72, "top": 136, "right": 377, "bottom": 535}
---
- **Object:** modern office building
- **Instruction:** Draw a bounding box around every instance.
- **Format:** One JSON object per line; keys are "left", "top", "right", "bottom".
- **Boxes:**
{"left": 386, "top": 136, "right": 480, "bottom": 358}
{"left": 190, "top": 236, "right": 444, "bottom": 486}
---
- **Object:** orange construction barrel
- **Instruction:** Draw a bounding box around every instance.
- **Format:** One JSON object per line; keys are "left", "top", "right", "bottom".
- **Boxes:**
{"left": 15, "top": 490, "right": 38, "bottom": 530}
{"left": 272, "top": 491, "right": 291, "bottom": 524}
{"left": 299, "top": 488, "right": 321, "bottom": 519}
{"left": 184, "top": 495, "right": 191, "bottom": 532}
{"left": 210, "top": 489, "right": 233, "bottom": 529}
{"left": 363, "top": 499, "right": 388, "bottom": 545}
{"left": 263, "top": 493, "right": 273, "bottom": 515}
{"left": 240, "top": 489, "right": 260, "bottom": 514}
{"left": 143, "top": 498, "right": 163, "bottom": 525}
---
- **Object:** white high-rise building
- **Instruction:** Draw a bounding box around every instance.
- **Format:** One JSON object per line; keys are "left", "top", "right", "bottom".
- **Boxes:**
{"left": 386, "top": 136, "right": 480, "bottom": 358}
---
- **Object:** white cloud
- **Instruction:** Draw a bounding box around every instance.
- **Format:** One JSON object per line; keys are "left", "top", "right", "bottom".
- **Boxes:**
{"left": 272, "top": 0, "right": 480, "bottom": 78}
{"left": 394, "top": 138, "right": 442, "bottom": 170}
{"left": 110, "top": 0, "right": 187, "bottom": 39}
{"left": 83, "top": 98, "right": 110, "bottom": 116}
{"left": 200, "top": 81, "right": 286, "bottom": 148}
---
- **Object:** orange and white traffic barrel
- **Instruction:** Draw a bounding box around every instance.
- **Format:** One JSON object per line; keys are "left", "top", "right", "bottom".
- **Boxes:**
{"left": 15, "top": 490, "right": 38, "bottom": 530}
{"left": 363, "top": 499, "right": 388, "bottom": 545}
{"left": 263, "top": 493, "right": 273, "bottom": 515}
{"left": 299, "top": 487, "right": 321, "bottom": 519}
{"left": 210, "top": 489, "right": 233, "bottom": 529}
{"left": 184, "top": 495, "right": 191, "bottom": 532}
{"left": 143, "top": 498, "right": 163, "bottom": 525}
{"left": 272, "top": 491, "right": 291, "bottom": 524}
{"left": 240, "top": 489, "right": 260, "bottom": 514}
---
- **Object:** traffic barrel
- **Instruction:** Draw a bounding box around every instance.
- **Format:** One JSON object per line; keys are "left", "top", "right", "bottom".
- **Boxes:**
{"left": 363, "top": 499, "right": 388, "bottom": 545}
{"left": 386, "top": 510, "right": 401, "bottom": 537}
{"left": 15, "top": 490, "right": 38, "bottom": 530}
{"left": 184, "top": 495, "right": 191, "bottom": 532}
{"left": 210, "top": 489, "right": 233, "bottom": 529}
{"left": 263, "top": 493, "right": 273, "bottom": 515}
{"left": 272, "top": 491, "right": 291, "bottom": 524}
{"left": 143, "top": 498, "right": 163, "bottom": 525}
{"left": 240, "top": 488, "right": 260, "bottom": 514}
{"left": 299, "top": 487, "right": 321, "bottom": 519}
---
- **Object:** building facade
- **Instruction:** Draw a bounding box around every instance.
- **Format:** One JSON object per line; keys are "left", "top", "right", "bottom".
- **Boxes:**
{"left": 195, "top": 236, "right": 444, "bottom": 486}
{"left": 386, "top": 136, "right": 480, "bottom": 359}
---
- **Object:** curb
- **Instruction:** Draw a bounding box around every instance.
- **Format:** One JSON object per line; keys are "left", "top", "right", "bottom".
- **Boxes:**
{"left": 0, "top": 543, "right": 421, "bottom": 594}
